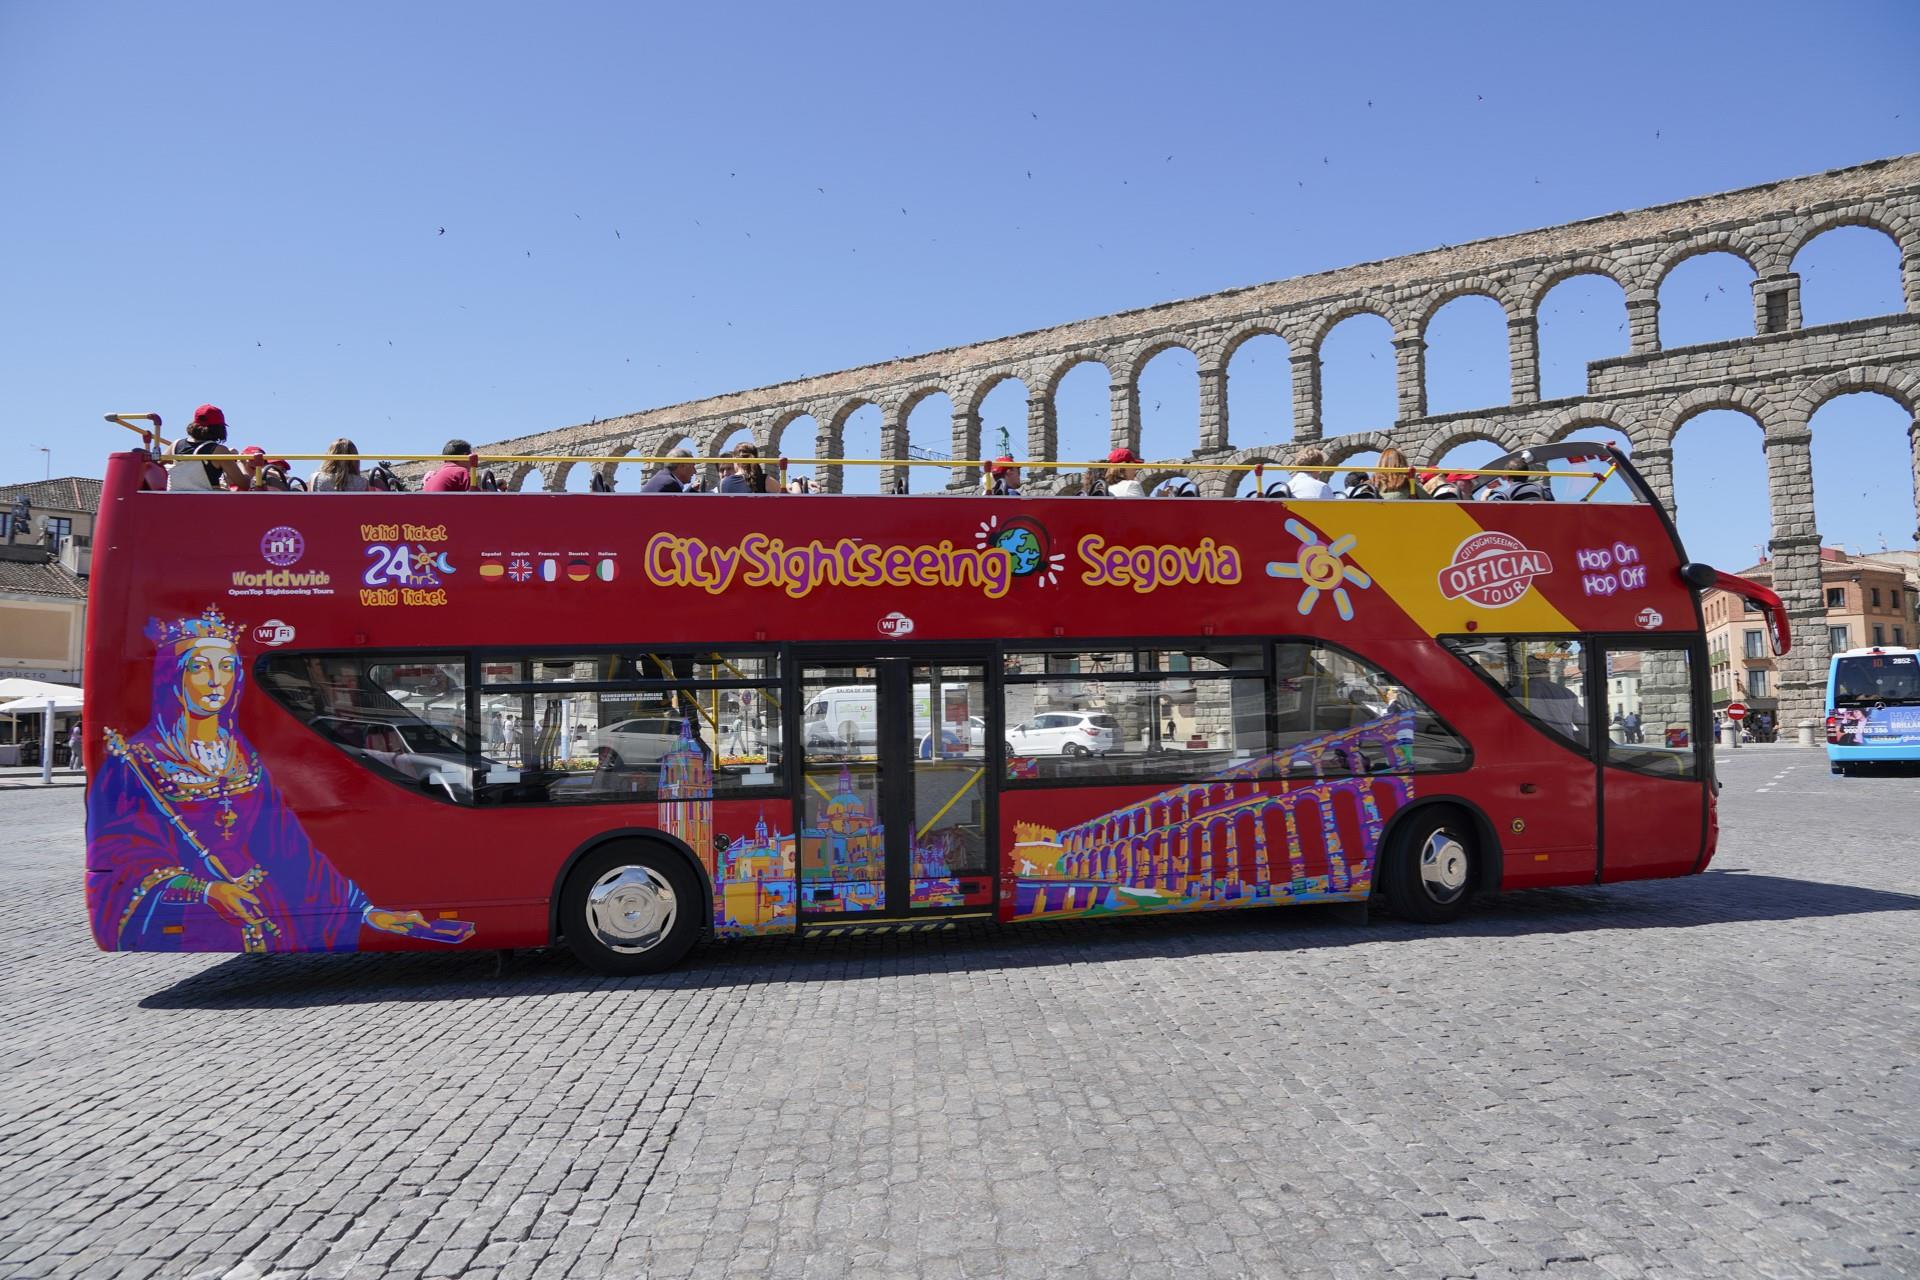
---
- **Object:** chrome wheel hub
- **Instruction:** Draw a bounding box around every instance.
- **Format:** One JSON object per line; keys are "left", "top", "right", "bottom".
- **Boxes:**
{"left": 585, "top": 866, "right": 678, "bottom": 954}
{"left": 1418, "top": 830, "right": 1470, "bottom": 903}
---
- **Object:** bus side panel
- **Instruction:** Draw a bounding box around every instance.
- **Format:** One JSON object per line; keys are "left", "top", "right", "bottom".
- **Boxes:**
{"left": 1599, "top": 766, "right": 1704, "bottom": 882}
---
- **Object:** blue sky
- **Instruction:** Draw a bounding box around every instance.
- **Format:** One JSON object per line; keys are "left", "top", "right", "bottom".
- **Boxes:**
{"left": 1, "top": 1, "right": 1916, "bottom": 568}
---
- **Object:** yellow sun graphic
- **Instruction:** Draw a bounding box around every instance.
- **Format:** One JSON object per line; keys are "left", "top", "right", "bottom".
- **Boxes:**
{"left": 1265, "top": 518, "right": 1372, "bottom": 620}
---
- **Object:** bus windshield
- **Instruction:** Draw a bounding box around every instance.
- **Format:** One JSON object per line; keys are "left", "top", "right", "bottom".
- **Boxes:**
{"left": 1833, "top": 654, "right": 1920, "bottom": 705}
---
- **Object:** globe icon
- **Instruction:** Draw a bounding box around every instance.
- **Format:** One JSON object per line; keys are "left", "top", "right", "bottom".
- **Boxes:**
{"left": 994, "top": 526, "right": 1044, "bottom": 576}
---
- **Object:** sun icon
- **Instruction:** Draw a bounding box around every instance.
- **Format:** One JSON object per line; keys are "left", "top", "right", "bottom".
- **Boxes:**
{"left": 975, "top": 515, "right": 1066, "bottom": 588}
{"left": 1266, "top": 518, "right": 1372, "bottom": 620}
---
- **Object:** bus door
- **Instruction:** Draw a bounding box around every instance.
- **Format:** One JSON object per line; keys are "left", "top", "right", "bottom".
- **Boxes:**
{"left": 794, "top": 656, "right": 995, "bottom": 919}
{"left": 1594, "top": 639, "right": 1707, "bottom": 880}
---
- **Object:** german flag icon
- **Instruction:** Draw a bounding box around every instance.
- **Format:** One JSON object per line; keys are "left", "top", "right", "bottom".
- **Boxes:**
{"left": 567, "top": 559, "right": 591, "bottom": 582}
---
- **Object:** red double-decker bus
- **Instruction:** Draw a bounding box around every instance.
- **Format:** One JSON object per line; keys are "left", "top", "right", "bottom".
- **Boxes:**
{"left": 82, "top": 442, "right": 1785, "bottom": 974}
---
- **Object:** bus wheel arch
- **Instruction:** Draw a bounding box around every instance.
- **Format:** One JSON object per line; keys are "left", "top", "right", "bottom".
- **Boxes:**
{"left": 549, "top": 828, "right": 713, "bottom": 967}
{"left": 1374, "top": 796, "right": 1503, "bottom": 920}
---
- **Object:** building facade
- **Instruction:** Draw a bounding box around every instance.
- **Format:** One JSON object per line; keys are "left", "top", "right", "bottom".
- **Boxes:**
{"left": 1704, "top": 548, "right": 1920, "bottom": 726}
{"left": 0, "top": 477, "right": 100, "bottom": 685}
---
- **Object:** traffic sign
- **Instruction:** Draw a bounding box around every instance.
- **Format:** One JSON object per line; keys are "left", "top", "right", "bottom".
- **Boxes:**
{"left": 1725, "top": 702, "right": 1748, "bottom": 721}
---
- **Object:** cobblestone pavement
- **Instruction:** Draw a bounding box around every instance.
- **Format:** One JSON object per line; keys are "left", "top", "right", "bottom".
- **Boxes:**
{"left": 2, "top": 748, "right": 1915, "bottom": 1279}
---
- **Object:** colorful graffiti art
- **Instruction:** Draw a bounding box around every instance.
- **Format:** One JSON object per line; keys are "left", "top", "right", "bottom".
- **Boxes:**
{"left": 1005, "top": 714, "right": 1416, "bottom": 923}
{"left": 85, "top": 606, "right": 475, "bottom": 953}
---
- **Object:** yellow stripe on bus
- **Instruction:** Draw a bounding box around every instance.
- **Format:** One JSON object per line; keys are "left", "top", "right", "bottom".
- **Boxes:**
{"left": 1292, "top": 502, "right": 1577, "bottom": 635}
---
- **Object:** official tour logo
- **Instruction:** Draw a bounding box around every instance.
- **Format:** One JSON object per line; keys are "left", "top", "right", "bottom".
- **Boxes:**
{"left": 1437, "top": 531, "right": 1553, "bottom": 608}
{"left": 252, "top": 620, "right": 296, "bottom": 647}
{"left": 260, "top": 526, "right": 305, "bottom": 567}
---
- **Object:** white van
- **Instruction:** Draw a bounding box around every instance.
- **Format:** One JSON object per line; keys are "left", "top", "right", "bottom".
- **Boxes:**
{"left": 803, "top": 685, "right": 971, "bottom": 754}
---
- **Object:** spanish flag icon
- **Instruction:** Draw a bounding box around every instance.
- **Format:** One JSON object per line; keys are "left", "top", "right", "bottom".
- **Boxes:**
{"left": 478, "top": 562, "right": 506, "bottom": 579}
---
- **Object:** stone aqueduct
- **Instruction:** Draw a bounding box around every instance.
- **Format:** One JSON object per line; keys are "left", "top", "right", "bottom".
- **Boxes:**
{"left": 477, "top": 154, "right": 1920, "bottom": 725}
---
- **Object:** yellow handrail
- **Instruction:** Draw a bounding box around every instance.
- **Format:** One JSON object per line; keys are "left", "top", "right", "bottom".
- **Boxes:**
{"left": 129, "top": 451, "right": 1605, "bottom": 482}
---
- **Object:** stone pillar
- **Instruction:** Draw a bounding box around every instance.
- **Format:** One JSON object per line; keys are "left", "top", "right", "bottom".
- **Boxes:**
{"left": 1026, "top": 393, "right": 1058, "bottom": 494}
{"left": 1764, "top": 429, "right": 1829, "bottom": 727}
{"left": 1196, "top": 365, "right": 1229, "bottom": 453}
{"left": 816, "top": 420, "right": 842, "bottom": 495}
{"left": 950, "top": 404, "right": 981, "bottom": 493}
{"left": 1110, "top": 373, "right": 1140, "bottom": 456}
{"left": 1507, "top": 313, "right": 1540, "bottom": 404}
{"left": 879, "top": 403, "right": 909, "bottom": 495}
{"left": 1290, "top": 351, "right": 1322, "bottom": 442}
{"left": 1392, "top": 334, "right": 1427, "bottom": 422}
{"left": 1631, "top": 444, "right": 1676, "bottom": 515}
{"left": 1909, "top": 414, "right": 1920, "bottom": 545}
{"left": 1903, "top": 253, "right": 1920, "bottom": 313}
{"left": 1752, "top": 273, "right": 1802, "bottom": 334}
{"left": 1626, "top": 294, "right": 1660, "bottom": 354}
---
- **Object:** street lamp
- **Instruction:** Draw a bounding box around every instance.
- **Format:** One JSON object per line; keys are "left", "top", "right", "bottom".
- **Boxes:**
{"left": 38, "top": 447, "right": 50, "bottom": 480}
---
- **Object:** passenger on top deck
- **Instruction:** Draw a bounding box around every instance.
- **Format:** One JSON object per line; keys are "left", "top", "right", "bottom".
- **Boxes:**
{"left": 1285, "top": 448, "right": 1332, "bottom": 500}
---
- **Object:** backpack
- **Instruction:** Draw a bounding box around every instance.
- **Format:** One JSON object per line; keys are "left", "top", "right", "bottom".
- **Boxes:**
{"left": 367, "top": 462, "right": 406, "bottom": 493}
{"left": 176, "top": 438, "right": 226, "bottom": 488}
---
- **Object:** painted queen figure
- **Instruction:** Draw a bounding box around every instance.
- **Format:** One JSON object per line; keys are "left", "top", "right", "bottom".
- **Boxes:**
{"left": 85, "top": 606, "right": 473, "bottom": 954}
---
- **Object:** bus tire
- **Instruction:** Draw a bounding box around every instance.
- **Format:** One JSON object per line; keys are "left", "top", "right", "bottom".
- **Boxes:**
{"left": 1383, "top": 807, "right": 1477, "bottom": 924}
{"left": 560, "top": 841, "right": 702, "bottom": 976}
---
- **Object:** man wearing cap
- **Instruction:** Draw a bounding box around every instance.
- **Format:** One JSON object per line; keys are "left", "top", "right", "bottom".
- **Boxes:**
{"left": 1104, "top": 448, "right": 1147, "bottom": 498}
{"left": 167, "top": 405, "right": 259, "bottom": 492}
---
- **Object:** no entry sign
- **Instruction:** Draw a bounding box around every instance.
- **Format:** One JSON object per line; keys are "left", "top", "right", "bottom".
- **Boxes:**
{"left": 1725, "top": 702, "right": 1749, "bottom": 722}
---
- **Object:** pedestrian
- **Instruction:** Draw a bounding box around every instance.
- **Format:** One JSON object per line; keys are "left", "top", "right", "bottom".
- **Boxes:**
{"left": 67, "top": 718, "right": 82, "bottom": 770}
{"left": 166, "top": 405, "right": 259, "bottom": 492}
{"left": 1624, "top": 710, "right": 1642, "bottom": 744}
{"left": 310, "top": 438, "right": 371, "bottom": 492}
{"left": 421, "top": 439, "right": 478, "bottom": 492}
{"left": 718, "top": 442, "right": 768, "bottom": 494}
{"left": 642, "top": 448, "right": 699, "bottom": 493}
{"left": 1286, "top": 448, "right": 1333, "bottom": 500}
{"left": 1372, "top": 447, "right": 1425, "bottom": 500}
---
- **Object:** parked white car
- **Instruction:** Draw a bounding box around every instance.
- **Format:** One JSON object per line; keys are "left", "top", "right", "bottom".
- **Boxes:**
{"left": 1006, "top": 712, "right": 1119, "bottom": 758}
{"left": 594, "top": 717, "right": 692, "bottom": 768}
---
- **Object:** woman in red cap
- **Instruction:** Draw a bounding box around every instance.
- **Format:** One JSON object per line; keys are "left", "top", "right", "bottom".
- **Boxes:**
{"left": 166, "top": 405, "right": 259, "bottom": 492}
{"left": 981, "top": 456, "right": 1022, "bottom": 496}
{"left": 1104, "top": 448, "right": 1147, "bottom": 498}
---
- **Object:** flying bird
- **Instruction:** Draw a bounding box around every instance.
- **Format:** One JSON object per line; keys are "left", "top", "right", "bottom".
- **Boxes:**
{"left": 437, "top": 227, "right": 445, "bottom": 236}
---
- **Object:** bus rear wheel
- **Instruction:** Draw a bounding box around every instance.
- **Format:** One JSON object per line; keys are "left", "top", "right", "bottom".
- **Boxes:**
{"left": 1383, "top": 808, "right": 1477, "bottom": 924}
{"left": 561, "top": 842, "right": 701, "bottom": 975}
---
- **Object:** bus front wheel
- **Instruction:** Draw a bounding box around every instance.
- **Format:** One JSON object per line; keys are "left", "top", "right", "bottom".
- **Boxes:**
{"left": 561, "top": 842, "right": 702, "bottom": 975}
{"left": 1383, "top": 808, "right": 1477, "bottom": 924}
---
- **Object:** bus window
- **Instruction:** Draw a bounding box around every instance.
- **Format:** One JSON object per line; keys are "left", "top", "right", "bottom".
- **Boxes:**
{"left": 258, "top": 655, "right": 477, "bottom": 802}
{"left": 1443, "top": 637, "right": 1591, "bottom": 753}
{"left": 1601, "top": 647, "right": 1699, "bottom": 779}
{"left": 1002, "top": 645, "right": 1264, "bottom": 783}
{"left": 1271, "top": 642, "right": 1469, "bottom": 774}
{"left": 263, "top": 651, "right": 785, "bottom": 805}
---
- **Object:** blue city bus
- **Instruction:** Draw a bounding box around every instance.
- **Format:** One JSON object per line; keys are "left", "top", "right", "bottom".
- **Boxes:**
{"left": 1825, "top": 646, "right": 1920, "bottom": 775}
